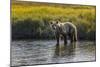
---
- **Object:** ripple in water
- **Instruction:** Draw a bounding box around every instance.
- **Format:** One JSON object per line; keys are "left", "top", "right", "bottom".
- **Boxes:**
{"left": 11, "top": 40, "right": 96, "bottom": 66}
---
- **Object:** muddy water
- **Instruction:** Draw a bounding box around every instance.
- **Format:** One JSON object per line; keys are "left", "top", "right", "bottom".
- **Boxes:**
{"left": 11, "top": 40, "right": 96, "bottom": 66}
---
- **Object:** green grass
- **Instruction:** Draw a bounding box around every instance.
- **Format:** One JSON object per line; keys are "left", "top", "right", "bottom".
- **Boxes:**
{"left": 11, "top": 1, "right": 96, "bottom": 40}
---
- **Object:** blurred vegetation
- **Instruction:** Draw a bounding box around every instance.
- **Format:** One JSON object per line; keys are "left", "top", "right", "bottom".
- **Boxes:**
{"left": 11, "top": 1, "right": 96, "bottom": 40}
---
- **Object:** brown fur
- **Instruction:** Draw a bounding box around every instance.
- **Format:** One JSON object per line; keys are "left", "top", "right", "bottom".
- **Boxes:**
{"left": 50, "top": 21, "right": 77, "bottom": 45}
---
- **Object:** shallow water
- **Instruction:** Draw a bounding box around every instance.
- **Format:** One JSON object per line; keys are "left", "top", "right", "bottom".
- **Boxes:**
{"left": 11, "top": 40, "right": 96, "bottom": 66}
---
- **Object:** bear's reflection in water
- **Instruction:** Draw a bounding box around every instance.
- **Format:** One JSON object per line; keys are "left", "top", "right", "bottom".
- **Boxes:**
{"left": 54, "top": 42, "right": 77, "bottom": 58}
{"left": 11, "top": 40, "right": 95, "bottom": 66}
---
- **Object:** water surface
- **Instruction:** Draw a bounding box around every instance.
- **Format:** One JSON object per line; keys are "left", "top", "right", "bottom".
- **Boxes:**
{"left": 11, "top": 40, "right": 96, "bottom": 66}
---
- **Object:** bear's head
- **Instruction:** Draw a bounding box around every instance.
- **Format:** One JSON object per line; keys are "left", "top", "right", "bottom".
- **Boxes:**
{"left": 50, "top": 20, "right": 59, "bottom": 30}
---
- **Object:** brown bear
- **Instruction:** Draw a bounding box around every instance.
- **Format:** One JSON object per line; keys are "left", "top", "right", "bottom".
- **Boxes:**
{"left": 50, "top": 20, "right": 77, "bottom": 45}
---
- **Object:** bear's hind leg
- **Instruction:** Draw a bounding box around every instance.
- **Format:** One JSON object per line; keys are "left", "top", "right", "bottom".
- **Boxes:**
{"left": 74, "top": 32, "right": 77, "bottom": 41}
{"left": 70, "top": 33, "right": 74, "bottom": 43}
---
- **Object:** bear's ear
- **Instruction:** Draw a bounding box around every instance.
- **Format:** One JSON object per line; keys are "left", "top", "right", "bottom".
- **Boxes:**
{"left": 50, "top": 21, "right": 53, "bottom": 24}
{"left": 56, "top": 21, "right": 59, "bottom": 24}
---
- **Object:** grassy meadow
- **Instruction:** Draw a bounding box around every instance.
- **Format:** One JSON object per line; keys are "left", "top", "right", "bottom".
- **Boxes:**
{"left": 11, "top": 1, "right": 96, "bottom": 40}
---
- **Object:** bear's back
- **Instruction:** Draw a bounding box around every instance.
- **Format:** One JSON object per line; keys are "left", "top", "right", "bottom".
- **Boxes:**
{"left": 59, "top": 22, "right": 76, "bottom": 28}
{"left": 58, "top": 22, "right": 77, "bottom": 33}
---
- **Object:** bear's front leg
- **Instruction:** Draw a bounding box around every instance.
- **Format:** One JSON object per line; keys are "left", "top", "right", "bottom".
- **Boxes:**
{"left": 63, "top": 34, "right": 67, "bottom": 45}
{"left": 56, "top": 34, "right": 60, "bottom": 46}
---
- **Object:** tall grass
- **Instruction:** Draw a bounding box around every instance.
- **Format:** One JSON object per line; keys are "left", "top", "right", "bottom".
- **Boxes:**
{"left": 11, "top": 1, "right": 96, "bottom": 40}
